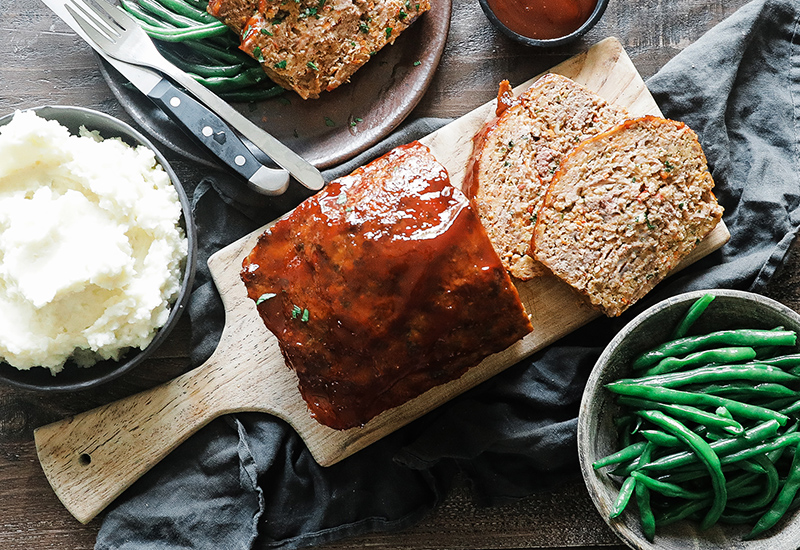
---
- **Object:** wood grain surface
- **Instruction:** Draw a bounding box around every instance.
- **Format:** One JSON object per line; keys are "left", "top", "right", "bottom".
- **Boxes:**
{"left": 0, "top": 0, "right": 762, "bottom": 548}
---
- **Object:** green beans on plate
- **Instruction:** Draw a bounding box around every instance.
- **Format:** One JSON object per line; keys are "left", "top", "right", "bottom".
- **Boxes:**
{"left": 593, "top": 293, "right": 800, "bottom": 541}
{"left": 118, "top": 0, "right": 283, "bottom": 101}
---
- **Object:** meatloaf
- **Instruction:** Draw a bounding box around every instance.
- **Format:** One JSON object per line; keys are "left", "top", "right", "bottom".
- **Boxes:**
{"left": 208, "top": 0, "right": 429, "bottom": 99}
{"left": 533, "top": 115, "right": 724, "bottom": 317}
{"left": 240, "top": 141, "right": 533, "bottom": 430}
{"left": 465, "top": 73, "right": 629, "bottom": 280}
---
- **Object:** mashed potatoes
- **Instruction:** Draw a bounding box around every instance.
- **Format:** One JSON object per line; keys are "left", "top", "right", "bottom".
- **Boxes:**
{"left": 0, "top": 110, "right": 188, "bottom": 375}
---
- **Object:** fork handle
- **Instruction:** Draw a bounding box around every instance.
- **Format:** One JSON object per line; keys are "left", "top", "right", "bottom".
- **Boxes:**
{"left": 161, "top": 66, "right": 326, "bottom": 192}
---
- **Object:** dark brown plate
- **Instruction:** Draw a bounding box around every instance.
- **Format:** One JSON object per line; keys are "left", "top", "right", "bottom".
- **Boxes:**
{"left": 99, "top": 0, "right": 451, "bottom": 170}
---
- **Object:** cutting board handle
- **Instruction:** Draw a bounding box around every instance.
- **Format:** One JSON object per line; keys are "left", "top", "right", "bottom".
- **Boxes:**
{"left": 34, "top": 352, "right": 235, "bottom": 524}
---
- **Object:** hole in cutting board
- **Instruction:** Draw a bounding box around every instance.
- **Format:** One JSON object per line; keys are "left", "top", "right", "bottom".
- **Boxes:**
{"left": 78, "top": 453, "right": 92, "bottom": 466}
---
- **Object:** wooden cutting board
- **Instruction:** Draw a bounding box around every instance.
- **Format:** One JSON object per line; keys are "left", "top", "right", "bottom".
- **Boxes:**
{"left": 33, "top": 36, "right": 730, "bottom": 524}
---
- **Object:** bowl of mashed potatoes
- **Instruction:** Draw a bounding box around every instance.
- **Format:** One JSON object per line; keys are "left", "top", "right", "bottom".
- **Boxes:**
{"left": 0, "top": 106, "right": 196, "bottom": 391}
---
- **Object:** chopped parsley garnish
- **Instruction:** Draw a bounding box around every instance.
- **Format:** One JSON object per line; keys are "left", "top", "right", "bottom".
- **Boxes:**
{"left": 252, "top": 46, "right": 265, "bottom": 62}
{"left": 663, "top": 159, "right": 674, "bottom": 172}
{"left": 292, "top": 305, "right": 310, "bottom": 322}
{"left": 299, "top": 6, "right": 318, "bottom": 18}
{"left": 260, "top": 28, "right": 273, "bottom": 36}
{"left": 324, "top": 116, "right": 335, "bottom": 127}
{"left": 350, "top": 117, "right": 363, "bottom": 127}
{"left": 413, "top": 60, "right": 421, "bottom": 66}
{"left": 385, "top": 27, "right": 393, "bottom": 38}
{"left": 275, "top": 60, "right": 288, "bottom": 69}
{"left": 337, "top": 191, "right": 348, "bottom": 205}
{"left": 645, "top": 211, "right": 656, "bottom": 230}
{"left": 256, "top": 292, "right": 276, "bottom": 305}
{"left": 398, "top": 9, "right": 407, "bottom": 19}
{"left": 359, "top": 21, "right": 370, "bottom": 33}
{"left": 307, "top": 60, "right": 319, "bottom": 71}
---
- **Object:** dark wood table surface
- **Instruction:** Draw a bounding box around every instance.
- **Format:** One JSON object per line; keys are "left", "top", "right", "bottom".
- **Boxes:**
{"left": 0, "top": 0, "right": 781, "bottom": 548}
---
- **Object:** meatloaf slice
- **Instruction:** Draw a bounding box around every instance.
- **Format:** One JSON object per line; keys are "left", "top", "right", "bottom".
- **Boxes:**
{"left": 208, "top": 0, "right": 429, "bottom": 99}
{"left": 465, "top": 73, "right": 629, "bottom": 280}
{"left": 240, "top": 141, "right": 532, "bottom": 430}
{"left": 533, "top": 116, "right": 724, "bottom": 317}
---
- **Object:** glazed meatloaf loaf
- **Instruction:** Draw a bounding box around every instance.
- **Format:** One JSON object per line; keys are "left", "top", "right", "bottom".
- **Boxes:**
{"left": 240, "top": 141, "right": 533, "bottom": 430}
{"left": 208, "top": 0, "right": 430, "bottom": 99}
{"left": 533, "top": 115, "right": 724, "bottom": 317}
{"left": 466, "top": 73, "right": 629, "bottom": 280}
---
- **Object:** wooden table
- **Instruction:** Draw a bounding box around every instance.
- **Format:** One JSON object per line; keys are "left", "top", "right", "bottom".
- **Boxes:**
{"left": 0, "top": 0, "right": 777, "bottom": 548}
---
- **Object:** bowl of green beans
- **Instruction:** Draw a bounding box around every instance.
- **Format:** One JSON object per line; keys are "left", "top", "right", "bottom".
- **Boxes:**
{"left": 579, "top": 289, "right": 800, "bottom": 550}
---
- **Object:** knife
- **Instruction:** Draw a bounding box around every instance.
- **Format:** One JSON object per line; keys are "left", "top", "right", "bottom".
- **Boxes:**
{"left": 41, "top": 0, "right": 291, "bottom": 195}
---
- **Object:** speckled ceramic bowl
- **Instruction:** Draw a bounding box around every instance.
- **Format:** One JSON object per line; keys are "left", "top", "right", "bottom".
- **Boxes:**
{"left": 479, "top": 0, "right": 609, "bottom": 48}
{"left": 0, "top": 105, "right": 197, "bottom": 392}
{"left": 578, "top": 289, "right": 800, "bottom": 550}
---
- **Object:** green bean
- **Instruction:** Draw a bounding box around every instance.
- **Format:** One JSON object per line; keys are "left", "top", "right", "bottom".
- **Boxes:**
{"left": 696, "top": 382, "right": 798, "bottom": 401}
{"left": 748, "top": 444, "right": 800, "bottom": 538}
{"left": 656, "top": 498, "right": 708, "bottom": 526}
{"left": 632, "top": 329, "right": 797, "bottom": 371}
{"left": 151, "top": 0, "right": 218, "bottom": 23}
{"left": 617, "top": 397, "right": 745, "bottom": 435}
{"left": 734, "top": 458, "right": 767, "bottom": 475}
{"left": 610, "top": 476, "right": 637, "bottom": 519}
{"left": 138, "top": 20, "right": 230, "bottom": 41}
{"left": 635, "top": 410, "right": 727, "bottom": 530}
{"left": 121, "top": 0, "right": 171, "bottom": 27}
{"left": 135, "top": 0, "right": 215, "bottom": 27}
{"left": 719, "top": 433, "right": 800, "bottom": 467}
{"left": 179, "top": 38, "right": 257, "bottom": 65}
{"left": 159, "top": 48, "right": 245, "bottom": 78}
{"left": 627, "top": 421, "right": 779, "bottom": 475}
{"left": 608, "top": 384, "right": 789, "bottom": 425}
{"left": 639, "top": 429, "right": 681, "bottom": 448}
{"left": 635, "top": 481, "right": 656, "bottom": 542}
{"left": 639, "top": 420, "right": 781, "bottom": 472}
{"left": 630, "top": 471, "right": 707, "bottom": 499}
{"left": 642, "top": 346, "right": 757, "bottom": 377}
{"left": 593, "top": 441, "right": 647, "bottom": 470}
{"left": 727, "top": 456, "right": 780, "bottom": 512}
{"left": 760, "top": 353, "right": 800, "bottom": 368}
{"left": 192, "top": 68, "right": 269, "bottom": 91}
{"left": 618, "top": 363, "right": 800, "bottom": 389}
{"left": 780, "top": 399, "right": 800, "bottom": 416}
{"left": 672, "top": 294, "right": 715, "bottom": 339}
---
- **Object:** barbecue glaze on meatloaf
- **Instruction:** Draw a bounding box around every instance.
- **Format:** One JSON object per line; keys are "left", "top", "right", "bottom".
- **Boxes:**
{"left": 533, "top": 116, "right": 724, "bottom": 317}
{"left": 240, "top": 141, "right": 532, "bottom": 430}
{"left": 208, "top": 0, "right": 430, "bottom": 99}
{"left": 465, "top": 74, "right": 629, "bottom": 280}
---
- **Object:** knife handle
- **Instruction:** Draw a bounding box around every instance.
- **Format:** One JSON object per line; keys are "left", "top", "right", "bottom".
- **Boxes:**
{"left": 147, "top": 79, "right": 290, "bottom": 195}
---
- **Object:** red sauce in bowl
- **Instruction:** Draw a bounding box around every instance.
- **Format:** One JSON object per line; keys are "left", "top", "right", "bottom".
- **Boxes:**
{"left": 486, "top": 0, "right": 599, "bottom": 40}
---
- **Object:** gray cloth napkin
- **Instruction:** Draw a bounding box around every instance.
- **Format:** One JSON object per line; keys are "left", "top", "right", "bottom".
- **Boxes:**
{"left": 96, "top": 0, "right": 800, "bottom": 547}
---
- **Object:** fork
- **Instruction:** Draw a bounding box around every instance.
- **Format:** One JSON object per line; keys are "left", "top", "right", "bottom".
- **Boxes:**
{"left": 65, "top": 0, "right": 325, "bottom": 192}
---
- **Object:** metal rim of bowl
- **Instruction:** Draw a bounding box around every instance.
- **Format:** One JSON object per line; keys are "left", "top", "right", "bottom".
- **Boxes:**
{"left": 478, "top": 0, "right": 610, "bottom": 48}
{"left": 577, "top": 289, "right": 800, "bottom": 550}
{"left": 0, "top": 105, "right": 197, "bottom": 392}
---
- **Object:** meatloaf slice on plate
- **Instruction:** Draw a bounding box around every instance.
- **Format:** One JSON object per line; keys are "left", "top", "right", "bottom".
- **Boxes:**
{"left": 533, "top": 115, "right": 724, "bottom": 317}
{"left": 208, "top": 0, "right": 430, "bottom": 99}
{"left": 465, "top": 73, "right": 629, "bottom": 281}
{"left": 240, "top": 141, "right": 532, "bottom": 430}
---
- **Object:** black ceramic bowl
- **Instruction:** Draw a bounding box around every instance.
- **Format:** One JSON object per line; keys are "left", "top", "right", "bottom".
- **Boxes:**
{"left": 578, "top": 290, "right": 800, "bottom": 550}
{"left": 0, "top": 105, "right": 197, "bottom": 392}
{"left": 479, "top": 0, "right": 609, "bottom": 47}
